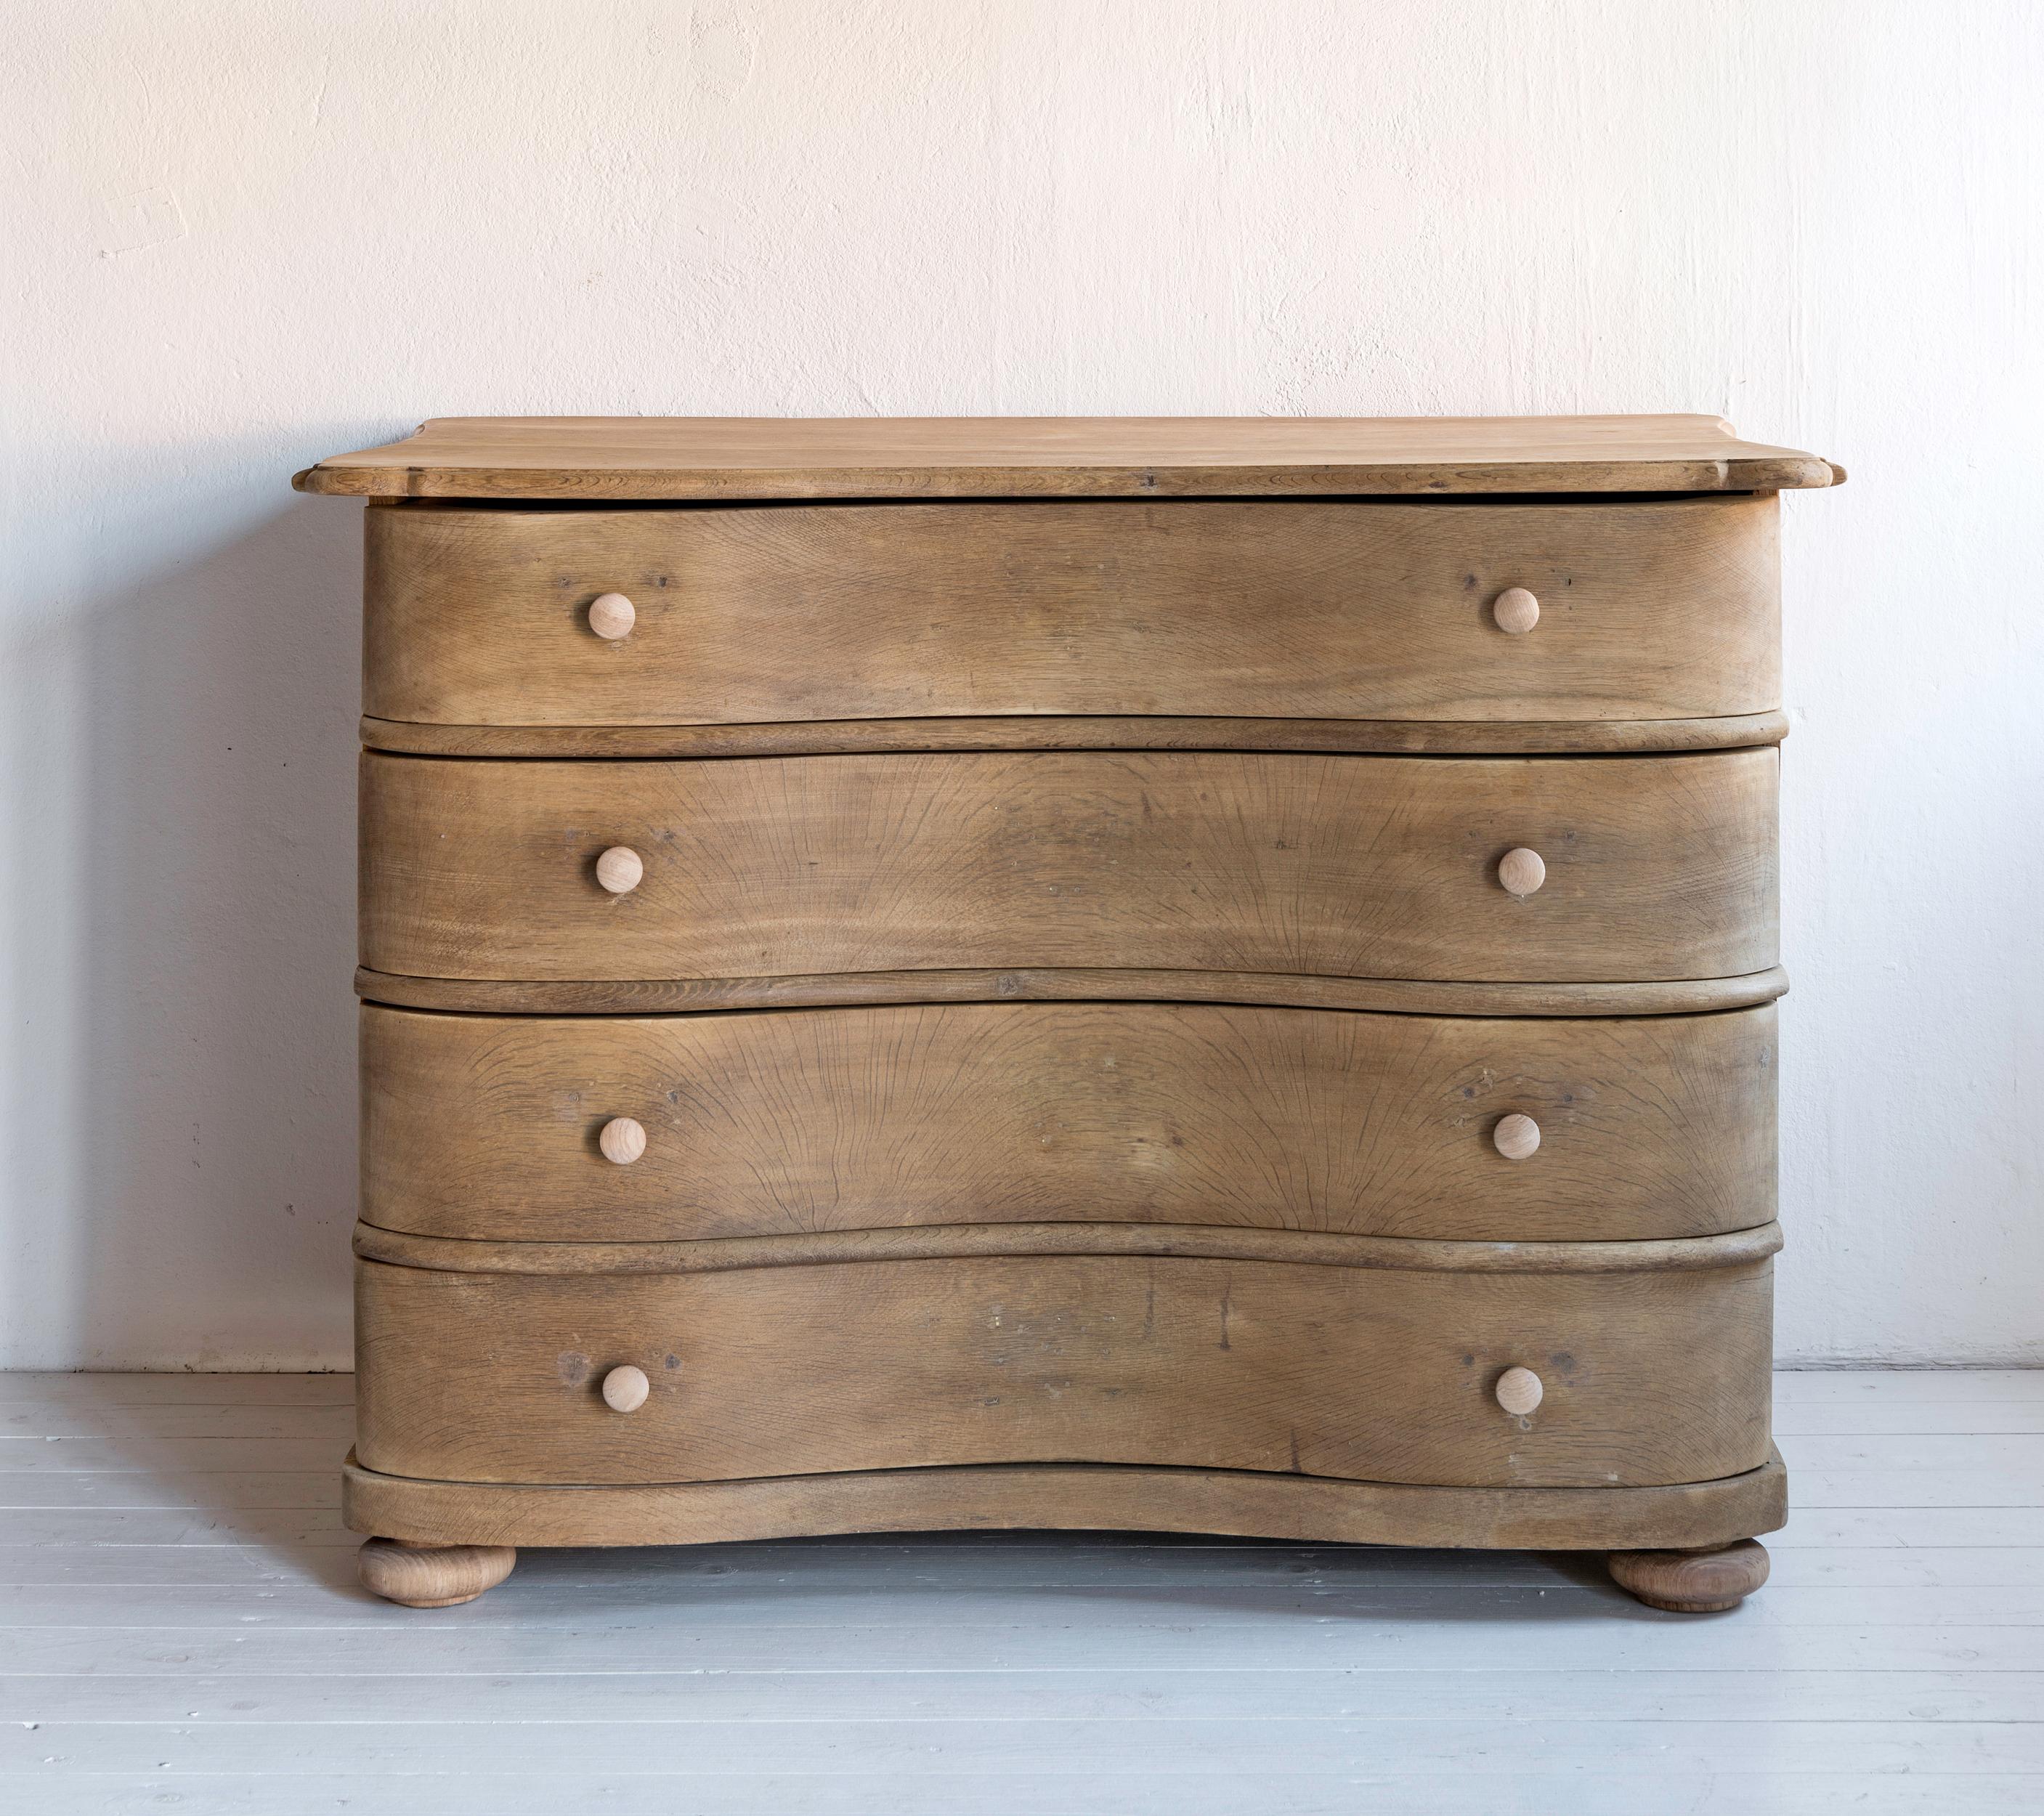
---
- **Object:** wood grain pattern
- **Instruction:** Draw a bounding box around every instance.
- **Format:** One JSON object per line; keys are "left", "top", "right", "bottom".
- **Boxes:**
{"left": 360, "top": 711, "right": 1793, "bottom": 759}
{"left": 352, "top": 1251, "right": 1774, "bottom": 1490}
{"left": 359, "top": 1000, "right": 1777, "bottom": 1244}
{"left": 341, "top": 1447, "right": 1788, "bottom": 1554}
{"left": 353, "top": 963, "right": 1790, "bottom": 1018}
{"left": 294, "top": 413, "right": 1838, "bottom": 498}
{"left": 361, "top": 497, "right": 1780, "bottom": 726}
{"left": 358, "top": 748, "right": 1778, "bottom": 985}
{"left": 352, "top": 1221, "right": 1786, "bottom": 1279}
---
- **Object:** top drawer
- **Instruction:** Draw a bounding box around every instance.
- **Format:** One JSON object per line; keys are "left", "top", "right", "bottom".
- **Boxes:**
{"left": 363, "top": 497, "right": 1779, "bottom": 729}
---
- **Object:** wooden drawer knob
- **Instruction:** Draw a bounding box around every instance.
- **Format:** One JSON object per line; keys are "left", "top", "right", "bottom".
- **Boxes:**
{"left": 1497, "top": 847, "right": 1546, "bottom": 896}
{"left": 1492, "top": 586, "right": 1540, "bottom": 634}
{"left": 1495, "top": 1366, "right": 1544, "bottom": 1416}
{"left": 601, "top": 1364, "right": 650, "bottom": 1413}
{"left": 1493, "top": 1113, "right": 1541, "bottom": 1160}
{"left": 587, "top": 592, "right": 636, "bottom": 639}
{"left": 599, "top": 1116, "right": 646, "bottom": 1165}
{"left": 595, "top": 846, "right": 644, "bottom": 894}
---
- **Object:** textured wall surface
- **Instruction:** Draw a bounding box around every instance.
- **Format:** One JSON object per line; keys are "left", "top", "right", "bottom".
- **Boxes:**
{"left": 4, "top": 0, "right": 2039, "bottom": 1366}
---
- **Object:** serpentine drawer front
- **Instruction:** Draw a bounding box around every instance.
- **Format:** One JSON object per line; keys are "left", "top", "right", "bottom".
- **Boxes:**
{"left": 360, "top": 1000, "right": 1777, "bottom": 1244}
{"left": 351, "top": 1240, "right": 1777, "bottom": 1490}
{"left": 358, "top": 747, "right": 1777, "bottom": 987}
{"left": 302, "top": 414, "right": 1836, "bottom": 1613}
{"left": 362, "top": 496, "right": 1779, "bottom": 728}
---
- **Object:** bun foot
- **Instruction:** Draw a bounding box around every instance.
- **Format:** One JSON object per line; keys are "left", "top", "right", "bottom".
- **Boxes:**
{"left": 359, "top": 1537, "right": 516, "bottom": 1608}
{"left": 1608, "top": 1538, "right": 1769, "bottom": 1613}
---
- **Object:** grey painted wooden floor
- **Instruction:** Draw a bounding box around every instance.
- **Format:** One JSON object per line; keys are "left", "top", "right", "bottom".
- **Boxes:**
{"left": 0, "top": 1370, "right": 2039, "bottom": 1815}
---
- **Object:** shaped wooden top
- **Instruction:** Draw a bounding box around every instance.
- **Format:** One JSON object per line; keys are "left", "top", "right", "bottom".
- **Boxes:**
{"left": 295, "top": 414, "right": 1838, "bottom": 500}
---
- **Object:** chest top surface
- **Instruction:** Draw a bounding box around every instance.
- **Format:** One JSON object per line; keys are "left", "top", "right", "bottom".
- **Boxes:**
{"left": 296, "top": 413, "right": 1838, "bottom": 500}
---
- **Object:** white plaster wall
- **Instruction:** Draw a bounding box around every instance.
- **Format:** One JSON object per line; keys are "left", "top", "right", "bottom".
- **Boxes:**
{"left": 4, "top": 0, "right": 2039, "bottom": 1367}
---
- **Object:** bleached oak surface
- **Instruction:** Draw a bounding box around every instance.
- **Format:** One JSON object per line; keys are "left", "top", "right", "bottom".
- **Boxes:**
{"left": 294, "top": 413, "right": 1837, "bottom": 499}
{"left": 0, "top": 1371, "right": 2039, "bottom": 1815}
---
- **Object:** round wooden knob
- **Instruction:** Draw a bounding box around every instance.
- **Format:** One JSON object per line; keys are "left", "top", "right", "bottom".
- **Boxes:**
{"left": 588, "top": 592, "right": 636, "bottom": 639}
{"left": 595, "top": 846, "right": 644, "bottom": 894}
{"left": 1493, "top": 1113, "right": 1541, "bottom": 1160}
{"left": 599, "top": 1116, "right": 646, "bottom": 1165}
{"left": 1493, "top": 586, "right": 1540, "bottom": 634}
{"left": 1497, "top": 847, "right": 1546, "bottom": 896}
{"left": 1495, "top": 1366, "right": 1544, "bottom": 1416}
{"left": 601, "top": 1365, "right": 650, "bottom": 1413}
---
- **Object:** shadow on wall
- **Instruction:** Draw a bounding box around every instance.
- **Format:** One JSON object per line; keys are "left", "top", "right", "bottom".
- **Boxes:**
{"left": 3, "top": 437, "right": 378, "bottom": 1367}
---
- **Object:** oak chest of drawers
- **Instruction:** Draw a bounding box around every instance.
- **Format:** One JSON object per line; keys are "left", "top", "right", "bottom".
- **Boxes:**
{"left": 299, "top": 415, "right": 1838, "bottom": 1613}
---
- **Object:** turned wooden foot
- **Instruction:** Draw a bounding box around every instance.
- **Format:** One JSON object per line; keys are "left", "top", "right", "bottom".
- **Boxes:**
{"left": 1608, "top": 1538, "right": 1769, "bottom": 1612}
{"left": 358, "top": 1536, "right": 516, "bottom": 1608}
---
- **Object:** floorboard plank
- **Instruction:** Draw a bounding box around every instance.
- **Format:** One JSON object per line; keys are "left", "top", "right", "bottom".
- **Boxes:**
{"left": 0, "top": 1509, "right": 356, "bottom": 1548}
{"left": 1771, "top": 1371, "right": 2044, "bottom": 1403}
{"left": 0, "top": 1472, "right": 336, "bottom": 1510}
{"left": 0, "top": 1375, "right": 353, "bottom": 1406}
{"left": 1769, "top": 1505, "right": 2044, "bottom": 1547}
{"left": 15, "top": 1772, "right": 2043, "bottom": 1816}
{"left": 6, "top": 1667, "right": 2041, "bottom": 1724}
{"left": 1781, "top": 1433, "right": 2044, "bottom": 1470}
{"left": 6, "top": 1716, "right": 2042, "bottom": 1778}
{"left": 0, "top": 1406, "right": 357, "bottom": 1441}
{"left": 11, "top": 1621, "right": 2044, "bottom": 1675}
{"left": 0, "top": 1438, "right": 346, "bottom": 1473}
{"left": 1772, "top": 1403, "right": 2044, "bottom": 1436}
{"left": 12, "top": 1577, "right": 2044, "bottom": 1629}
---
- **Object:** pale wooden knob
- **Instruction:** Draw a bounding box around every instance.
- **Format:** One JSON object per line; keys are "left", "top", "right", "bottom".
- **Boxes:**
{"left": 601, "top": 1365, "right": 650, "bottom": 1413}
{"left": 1495, "top": 1366, "right": 1544, "bottom": 1416}
{"left": 588, "top": 592, "right": 636, "bottom": 639}
{"left": 1493, "top": 586, "right": 1540, "bottom": 634}
{"left": 1497, "top": 847, "right": 1546, "bottom": 896}
{"left": 1493, "top": 1113, "right": 1541, "bottom": 1160}
{"left": 599, "top": 1116, "right": 646, "bottom": 1165}
{"left": 594, "top": 846, "right": 644, "bottom": 894}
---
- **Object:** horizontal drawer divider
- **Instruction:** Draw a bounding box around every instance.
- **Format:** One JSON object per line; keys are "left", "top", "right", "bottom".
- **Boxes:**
{"left": 353, "top": 1218, "right": 1784, "bottom": 1278}
{"left": 355, "top": 965, "right": 1790, "bottom": 1022}
{"left": 360, "top": 711, "right": 1791, "bottom": 760}
{"left": 354, "top": 965, "right": 1791, "bottom": 1019}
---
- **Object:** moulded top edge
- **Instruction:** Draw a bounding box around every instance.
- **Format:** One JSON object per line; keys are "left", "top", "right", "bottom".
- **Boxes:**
{"left": 294, "top": 414, "right": 1842, "bottom": 500}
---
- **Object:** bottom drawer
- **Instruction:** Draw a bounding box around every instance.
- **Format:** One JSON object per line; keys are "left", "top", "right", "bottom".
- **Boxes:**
{"left": 355, "top": 1241, "right": 1774, "bottom": 1491}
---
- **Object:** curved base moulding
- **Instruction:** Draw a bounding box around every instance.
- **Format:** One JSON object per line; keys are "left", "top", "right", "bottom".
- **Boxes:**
{"left": 1607, "top": 1538, "right": 1772, "bottom": 1613}
{"left": 343, "top": 1449, "right": 1785, "bottom": 1565}
{"left": 356, "top": 1536, "right": 517, "bottom": 1608}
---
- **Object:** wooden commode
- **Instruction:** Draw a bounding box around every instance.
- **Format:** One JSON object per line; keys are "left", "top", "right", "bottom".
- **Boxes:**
{"left": 299, "top": 416, "right": 1838, "bottom": 1613}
